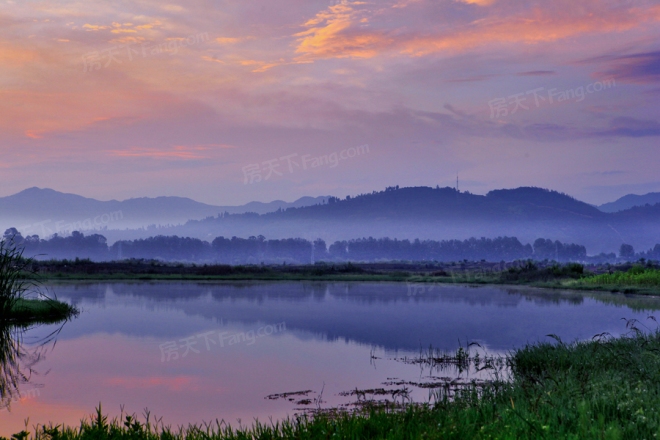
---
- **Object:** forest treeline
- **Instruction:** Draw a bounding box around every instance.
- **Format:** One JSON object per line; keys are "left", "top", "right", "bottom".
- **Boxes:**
{"left": 5, "top": 227, "right": 653, "bottom": 264}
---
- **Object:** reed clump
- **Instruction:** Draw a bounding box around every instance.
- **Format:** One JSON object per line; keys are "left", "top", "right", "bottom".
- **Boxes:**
{"left": 0, "top": 240, "right": 33, "bottom": 319}
{"left": 0, "top": 239, "right": 76, "bottom": 323}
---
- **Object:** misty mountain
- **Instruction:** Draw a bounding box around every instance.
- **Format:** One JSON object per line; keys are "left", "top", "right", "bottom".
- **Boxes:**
{"left": 599, "top": 192, "right": 660, "bottom": 213}
{"left": 0, "top": 187, "right": 328, "bottom": 236}
{"left": 94, "top": 186, "right": 660, "bottom": 254}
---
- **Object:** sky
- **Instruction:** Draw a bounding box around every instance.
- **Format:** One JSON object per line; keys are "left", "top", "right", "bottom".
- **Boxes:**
{"left": 0, "top": 0, "right": 659, "bottom": 205}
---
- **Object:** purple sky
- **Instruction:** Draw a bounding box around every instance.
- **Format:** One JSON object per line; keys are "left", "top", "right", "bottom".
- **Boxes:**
{"left": 1, "top": 0, "right": 659, "bottom": 205}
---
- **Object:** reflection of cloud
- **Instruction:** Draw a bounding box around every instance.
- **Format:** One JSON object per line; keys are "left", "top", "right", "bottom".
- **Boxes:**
{"left": 106, "top": 376, "right": 198, "bottom": 391}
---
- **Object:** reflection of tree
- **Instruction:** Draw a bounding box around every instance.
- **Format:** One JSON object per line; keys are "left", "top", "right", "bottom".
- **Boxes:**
{"left": 0, "top": 322, "right": 64, "bottom": 411}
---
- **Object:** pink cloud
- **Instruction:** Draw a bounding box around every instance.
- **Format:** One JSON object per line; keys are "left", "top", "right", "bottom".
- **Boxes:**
{"left": 108, "top": 145, "right": 234, "bottom": 160}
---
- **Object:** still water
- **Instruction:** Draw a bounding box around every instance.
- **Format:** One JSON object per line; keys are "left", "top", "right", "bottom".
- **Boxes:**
{"left": 2, "top": 281, "right": 660, "bottom": 434}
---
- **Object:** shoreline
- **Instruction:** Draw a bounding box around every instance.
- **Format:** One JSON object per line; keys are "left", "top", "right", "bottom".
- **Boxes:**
{"left": 30, "top": 263, "right": 660, "bottom": 296}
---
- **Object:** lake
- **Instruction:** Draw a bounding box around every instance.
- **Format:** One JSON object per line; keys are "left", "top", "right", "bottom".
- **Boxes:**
{"left": 2, "top": 281, "right": 659, "bottom": 435}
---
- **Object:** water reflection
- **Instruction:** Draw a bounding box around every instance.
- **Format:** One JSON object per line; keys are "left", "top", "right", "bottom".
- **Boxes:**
{"left": 49, "top": 282, "right": 660, "bottom": 351}
{"left": 0, "top": 324, "right": 26, "bottom": 410}
{"left": 2, "top": 281, "right": 659, "bottom": 435}
{"left": 0, "top": 320, "right": 64, "bottom": 412}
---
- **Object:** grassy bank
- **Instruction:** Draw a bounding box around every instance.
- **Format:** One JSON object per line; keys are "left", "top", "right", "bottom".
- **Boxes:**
{"left": 7, "top": 298, "right": 78, "bottom": 324}
{"left": 25, "top": 259, "right": 660, "bottom": 296}
{"left": 12, "top": 329, "right": 660, "bottom": 439}
{"left": 26, "top": 259, "right": 596, "bottom": 283}
{"left": 575, "top": 266, "right": 660, "bottom": 289}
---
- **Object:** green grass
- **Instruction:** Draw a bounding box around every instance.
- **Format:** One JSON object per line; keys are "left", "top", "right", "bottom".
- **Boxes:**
{"left": 8, "top": 298, "right": 78, "bottom": 324}
{"left": 12, "top": 329, "right": 660, "bottom": 439}
{"left": 578, "top": 266, "right": 660, "bottom": 289}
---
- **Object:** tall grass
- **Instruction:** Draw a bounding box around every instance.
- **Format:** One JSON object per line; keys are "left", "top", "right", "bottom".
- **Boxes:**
{"left": 0, "top": 240, "right": 34, "bottom": 319}
{"left": 0, "top": 238, "right": 77, "bottom": 323}
{"left": 580, "top": 266, "right": 660, "bottom": 288}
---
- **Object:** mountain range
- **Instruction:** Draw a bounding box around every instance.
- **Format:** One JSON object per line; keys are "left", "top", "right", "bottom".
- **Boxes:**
{"left": 598, "top": 192, "right": 660, "bottom": 213}
{"left": 0, "top": 187, "right": 328, "bottom": 237}
{"left": 146, "top": 186, "right": 658, "bottom": 254}
{"left": 2, "top": 186, "right": 660, "bottom": 254}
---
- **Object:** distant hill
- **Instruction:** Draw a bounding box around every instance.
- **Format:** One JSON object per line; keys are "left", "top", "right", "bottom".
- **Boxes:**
{"left": 599, "top": 192, "right": 660, "bottom": 212}
{"left": 0, "top": 187, "right": 328, "bottom": 236}
{"left": 5, "top": 186, "right": 660, "bottom": 254}
{"left": 92, "top": 186, "right": 660, "bottom": 254}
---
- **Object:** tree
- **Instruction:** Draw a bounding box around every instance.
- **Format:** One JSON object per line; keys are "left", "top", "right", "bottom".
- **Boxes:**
{"left": 619, "top": 243, "right": 635, "bottom": 259}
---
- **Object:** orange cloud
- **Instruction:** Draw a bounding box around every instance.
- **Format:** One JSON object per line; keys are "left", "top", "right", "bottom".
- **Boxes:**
{"left": 82, "top": 21, "right": 161, "bottom": 33}
{"left": 109, "top": 36, "right": 145, "bottom": 44}
{"left": 460, "top": 0, "right": 496, "bottom": 5}
{"left": 135, "top": 21, "right": 161, "bottom": 30}
{"left": 82, "top": 24, "right": 110, "bottom": 31}
{"left": 216, "top": 37, "right": 241, "bottom": 45}
{"left": 24, "top": 130, "right": 43, "bottom": 139}
{"left": 294, "top": 1, "right": 660, "bottom": 60}
{"left": 295, "top": 2, "right": 390, "bottom": 60}
{"left": 0, "top": 47, "right": 39, "bottom": 66}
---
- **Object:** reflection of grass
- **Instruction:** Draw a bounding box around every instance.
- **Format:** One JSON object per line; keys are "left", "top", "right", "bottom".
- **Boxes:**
{"left": 17, "top": 329, "right": 660, "bottom": 439}
{"left": 568, "top": 290, "right": 660, "bottom": 312}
